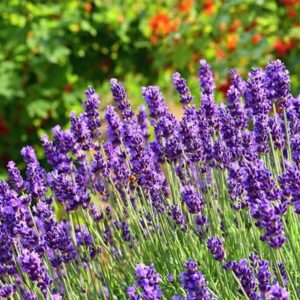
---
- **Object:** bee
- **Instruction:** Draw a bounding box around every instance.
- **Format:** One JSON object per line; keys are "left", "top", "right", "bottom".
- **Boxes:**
{"left": 128, "top": 174, "right": 137, "bottom": 189}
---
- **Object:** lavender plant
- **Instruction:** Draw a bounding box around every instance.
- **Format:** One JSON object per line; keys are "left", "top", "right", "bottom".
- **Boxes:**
{"left": 1, "top": 59, "right": 300, "bottom": 299}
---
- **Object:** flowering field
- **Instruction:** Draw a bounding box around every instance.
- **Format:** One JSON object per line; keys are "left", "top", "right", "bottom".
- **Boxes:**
{"left": 1, "top": 59, "right": 300, "bottom": 299}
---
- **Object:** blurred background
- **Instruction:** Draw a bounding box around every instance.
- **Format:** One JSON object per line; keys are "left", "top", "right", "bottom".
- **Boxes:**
{"left": 0, "top": 0, "right": 299, "bottom": 176}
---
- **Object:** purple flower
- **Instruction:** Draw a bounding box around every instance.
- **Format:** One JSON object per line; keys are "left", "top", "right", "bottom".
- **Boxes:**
{"left": 269, "top": 116, "right": 284, "bottom": 150}
{"left": 254, "top": 114, "right": 269, "bottom": 154}
{"left": 105, "top": 105, "right": 123, "bottom": 145}
{"left": 142, "top": 86, "right": 168, "bottom": 119}
{"left": 223, "top": 259, "right": 258, "bottom": 299}
{"left": 110, "top": 78, "right": 134, "bottom": 120}
{"left": 91, "top": 152, "right": 109, "bottom": 177}
{"left": 172, "top": 72, "right": 193, "bottom": 104}
{"left": 181, "top": 185, "right": 204, "bottom": 214}
{"left": 229, "top": 68, "right": 246, "bottom": 96}
{"left": 227, "top": 85, "right": 247, "bottom": 129}
{"left": 227, "top": 162, "right": 246, "bottom": 209}
{"left": 44, "top": 220, "right": 76, "bottom": 266}
{"left": 213, "top": 139, "right": 231, "bottom": 169}
{"left": 199, "top": 59, "right": 215, "bottom": 96}
{"left": 244, "top": 159, "right": 285, "bottom": 248}
{"left": 245, "top": 68, "right": 271, "bottom": 116}
{"left": 154, "top": 111, "right": 177, "bottom": 139}
{"left": 137, "top": 105, "right": 150, "bottom": 140}
{"left": 257, "top": 260, "right": 272, "bottom": 293}
{"left": 21, "top": 290, "right": 38, "bottom": 300}
{"left": 165, "top": 134, "right": 182, "bottom": 162}
{"left": 279, "top": 162, "right": 300, "bottom": 213}
{"left": 168, "top": 273, "right": 174, "bottom": 283}
{"left": 70, "top": 112, "right": 91, "bottom": 150}
{"left": 265, "top": 59, "right": 291, "bottom": 109}
{"left": 179, "top": 259, "right": 215, "bottom": 300}
{"left": 199, "top": 60, "right": 219, "bottom": 129}
{"left": 83, "top": 86, "right": 101, "bottom": 138}
{"left": 207, "top": 237, "right": 225, "bottom": 261}
{"left": 7, "top": 161, "right": 24, "bottom": 192}
{"left": 20, "top": 146, "right": 38, "bottom": 164}
{"left": 127, "top": 263, "right": 162, "bottom": 300}
{"left": 21, "top": 146, "right": 47, "bottom": 199}
{"left": 267, "top": 283, "right": 289, "bottom": 300}
{"left": 291, "top": 133, "right": 300, "bottom": 165}
{"left": 48, "top": 169, "right": 88, "bottom": 211}
{"left": 0, "top": 284, "right": 16, "bottom": 298}
{"left": 195, "top": 214, "right": 209, "bottom": 238}
{"left": 121, "top": 220, "right": 131, "bottom": 242}
{"left": 171, "top": 204, "right": 187, "bottom": 231}
{"left": 180, "top": 106, "right": 204, "bottom": 163}
{"left": 18, "top": 249, "right": 52, "bottom": 295}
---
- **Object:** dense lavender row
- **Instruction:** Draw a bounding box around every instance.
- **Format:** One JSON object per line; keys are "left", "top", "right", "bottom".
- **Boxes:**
{"left": 1, "top": 59, "right": 299, "bottom": 299}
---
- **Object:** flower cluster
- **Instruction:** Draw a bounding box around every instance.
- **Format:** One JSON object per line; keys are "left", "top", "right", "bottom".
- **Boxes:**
{"left": 0, "top": 59, "right": 299, "bottom": 299}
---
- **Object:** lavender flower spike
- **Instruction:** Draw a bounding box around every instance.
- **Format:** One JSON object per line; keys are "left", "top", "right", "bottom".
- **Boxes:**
{"left": 199, "top": 59, "right": 216, "bottom": 96}
{"left": 172, "top": 72, "right": 193, "bottom": 104}
{"left": 207, "top": 237, "right": 225, "bottom": 261}
{"left": 179, "top": 259, "right": 215, "bottom": 300}
{"left": 7, "top": 160, "right": 24, "bottom": 192}
{"left": 267, "top": 283, "right": 289, "bottom": 300}
{"left": 181, "top": 185, "right": 204, "bottom": 214}
{"left": 127, "top": 263, "right": 162, "bottom": 300}
{"left": 142, "top": 86, "right": 168, "bottom": 119}
{"left": 110, "top": 78, "right": 134, "bottom": 120}
{"left": 83, "top": 86, "right": 101, "bottom": 138}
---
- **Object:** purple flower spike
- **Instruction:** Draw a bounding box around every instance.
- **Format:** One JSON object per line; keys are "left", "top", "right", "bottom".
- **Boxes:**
{"left": 181, "top": 185, "right": 204, "bottom": 214}
{"left": 265, "top": 59, "right": 291, "bottom": 109}
{"left": 21, "top": 290, "right": 38, "bottom": 300}
{"left": 7, "top": 161, "right": 24, "bottom": 192}
{"left": 104, "top": 105, "right": 123, "bottom": 146}
{"left": 199, "top": 60, "right": 219, "bottom": 129}
{"left": 229, "top": 68, "right": 246, "bottom": 96}
{"left": 137, "top": 105, "right": 150, "bottom": 140}
{"left": 127, "top": 263, "right": 162, "bottom": 300}
{"left": 110, "top": 78, "right": 134, "bottom": 120}
{"left": 172, "top": 72, "right": 193, "bottom": 104}
{"left": 83, "top": 86, "right": 101, "bottom": 138}
{"left": 267, "top": 283, "right": 289, "bottom": 300}
{"left": 70, "top": 111, "right": 91, "bottom": 150}
{"left": 171, "top": 204, "right": 187, "bottom": 231}
{"left": 142, "top": 86, "right": 168, "bottom": 119}
{"left": 18, "top": 249, "right": 52, "bottom": 295}
{"left": 0, "top": 284, "right": 16, "bottom": 298}
{"left": 227, "top": 85, "right": 247, "bottom": 129}
{"left": 245, "top": 68, "right": 271, "bottom": 116}
{"left": 199, "top": 59, "right": 216, "bottom": 96}
{"left": 207, "top": 237, "right": 225, "bottom": 261}
{"left": 179, "top": 259, "right": 215, "bottom": 300}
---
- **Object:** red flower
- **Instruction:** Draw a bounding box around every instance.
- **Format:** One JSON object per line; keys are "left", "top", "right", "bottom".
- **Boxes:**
{"left": 204, "top": 0, "right": 214, "bottom": 16}
{"left": 251, "top": 33, "right": 262, "bottom": 44}
{"left": 177, "top": 0, "right": 194, "bottom": 13}
{"left": 274, "top": 39, "right": 297, "bottom": 55}
{"left": 149, "top": 12, "right": 179, "bottom": 43}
